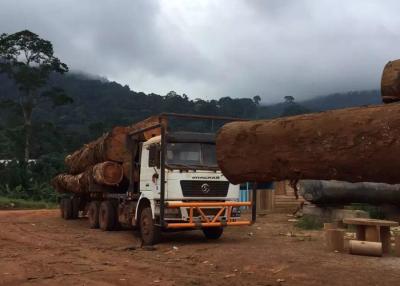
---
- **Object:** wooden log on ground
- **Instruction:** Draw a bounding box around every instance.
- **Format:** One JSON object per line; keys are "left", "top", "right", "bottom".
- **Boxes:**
{"left": 216, "top": 104, "right": 400, "bottom": 185}
{"left": 381, "top": 59, "right": 400, "bottom": 103}
{"left": 299, "top": 180, "right": 400, "bottom": 206}
{"left": 349, "top": 240, "right": 382, "bottom": 257}
{"left": 52, "top": 162, "right": 124, "bottom": 193}
{"left": 65, "top": 116, "right": 162, "bottom": 174}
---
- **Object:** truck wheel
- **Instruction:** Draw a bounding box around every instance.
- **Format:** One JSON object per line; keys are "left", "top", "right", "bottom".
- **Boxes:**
{"left": 63, "top": 198, "right": 73, "bottom": 220}
{"left": 59, "top": 199, "right": 65, "bottom": 218}
{"left": 88, "top": 201, "right": 100, "bottom": 229}
{"left": 99, "top": 201, "right": 116, "bottom": 231}
{"left": 72, "top": 197, "right": 80, "bottom": 219}
{"left": 202, "top": 227, "right": 224, "bottom": 239}
{"left": 139, "top": 206, "right": 160, "bottom": 245}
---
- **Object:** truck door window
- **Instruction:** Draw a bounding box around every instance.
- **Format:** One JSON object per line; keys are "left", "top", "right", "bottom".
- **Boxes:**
{"left": 148, "top": 144, "right": 160, "bottom": 168}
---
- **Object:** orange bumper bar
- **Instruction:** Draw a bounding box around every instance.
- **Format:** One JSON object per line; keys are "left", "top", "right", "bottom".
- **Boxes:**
{"left": 164, "top": 201, "right": 252, "bottom": 229}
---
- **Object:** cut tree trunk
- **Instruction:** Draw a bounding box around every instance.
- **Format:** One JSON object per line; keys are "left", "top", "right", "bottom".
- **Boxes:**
{"left": 299, "top": 180, "right": 400, "bottom": 206}
{"left": 65, "top": 116, "right": 162, "bottom": 174}
{"left": 92, "top": 161, "right": 124, "bottom": 186}
{"left": 381, "top": 59, "right": 400, "bottom": 103}
{"left": 216, "top": 104, "right": 400, "bottom": 185}
{"left": 52, "top": 161, "right": 124, "bottom": 193}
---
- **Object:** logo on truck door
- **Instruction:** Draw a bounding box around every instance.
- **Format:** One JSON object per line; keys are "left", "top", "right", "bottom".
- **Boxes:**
{"left": 201, "top": 183, "right": 210, "bottom": 194}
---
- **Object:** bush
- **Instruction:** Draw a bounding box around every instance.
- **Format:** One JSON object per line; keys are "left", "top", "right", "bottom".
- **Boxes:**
{"left": 0, "top": 153, "right": 65, "bottom": 202}
{"left": 348, "top": 204, "right": 385, "bottom": 219}
{"left": 295, "top": 215, "right": 323, "bottom": 230}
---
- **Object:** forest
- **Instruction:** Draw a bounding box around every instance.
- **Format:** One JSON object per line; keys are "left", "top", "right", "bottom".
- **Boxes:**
{"left": 0, "top": 29, "right": 380, "bottom": 206}
{"left": 0, "top": 70, "right": 380, "bottom": 205}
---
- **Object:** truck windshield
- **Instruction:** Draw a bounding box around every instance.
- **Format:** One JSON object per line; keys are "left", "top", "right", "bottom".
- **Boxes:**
{"left": 166, "top": 143, "right": 217, "bottom": 168}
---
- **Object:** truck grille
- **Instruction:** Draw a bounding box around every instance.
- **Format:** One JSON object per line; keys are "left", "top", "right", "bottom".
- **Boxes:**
{"left": 180, "top": 180, "right": 229, "bottom": 197}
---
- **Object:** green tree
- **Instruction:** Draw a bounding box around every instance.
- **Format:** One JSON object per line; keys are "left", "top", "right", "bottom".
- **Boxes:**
{"left": 284, "top": 95, "right": 295, "bottom": 104}
{"left": 0, "top": 30, "right": 70, "bottom": 161}
{"left": 253, "top": 95, "right": 261, "bottom": 105}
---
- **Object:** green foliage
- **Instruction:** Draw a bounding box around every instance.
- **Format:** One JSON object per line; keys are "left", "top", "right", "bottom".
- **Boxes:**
{"left": 0, "top": 29, "right": 70, "bottom": 161}
{"left": 295, "top": 215, "right": 323, "bottom": 230}
{"left": 0, "top": 153, "right": 65, "bottom": 202}
{"left": 348, "top": 204, "right": 386, "bottom": 219}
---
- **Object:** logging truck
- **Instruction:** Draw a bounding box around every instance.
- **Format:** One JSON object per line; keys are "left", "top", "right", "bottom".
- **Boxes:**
{"left": 56, "top": 113, "right": 253, "bottom": 245}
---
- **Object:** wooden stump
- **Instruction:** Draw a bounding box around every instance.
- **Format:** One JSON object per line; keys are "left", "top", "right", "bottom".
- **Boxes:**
{"left": 394, "top": 235, "right": 400, "bottom": 257}
{"left": 325, "top": 229, "right": 344, "bottom": 252}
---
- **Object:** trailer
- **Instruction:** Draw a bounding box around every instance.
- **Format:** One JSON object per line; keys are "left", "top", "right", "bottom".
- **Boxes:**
{"left": 56, "top": 113, "right": 254, "bottom": 245}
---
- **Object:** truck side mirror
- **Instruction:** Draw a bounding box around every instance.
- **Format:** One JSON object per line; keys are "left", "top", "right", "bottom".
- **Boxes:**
{"left": 148, "top": 144, "right": 161, "bottom": 168}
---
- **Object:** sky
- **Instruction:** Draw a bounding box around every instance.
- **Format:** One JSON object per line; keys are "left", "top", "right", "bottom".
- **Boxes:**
{"left": 1, "top": 0, "right": 400, "bottom": 103}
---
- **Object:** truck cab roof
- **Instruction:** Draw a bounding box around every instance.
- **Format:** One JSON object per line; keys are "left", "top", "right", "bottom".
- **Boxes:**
{"left": 144, "top": 132, "right": 216, "bottom": 146}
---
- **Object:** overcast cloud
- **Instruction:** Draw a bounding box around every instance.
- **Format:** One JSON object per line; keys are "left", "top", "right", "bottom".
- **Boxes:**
{"left": 1, "top": 0, "right": 400, "bottom": 103}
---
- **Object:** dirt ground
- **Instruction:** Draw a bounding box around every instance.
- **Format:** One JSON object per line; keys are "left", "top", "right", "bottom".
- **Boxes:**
{"left": 0, "top": 210, "right": 399, "bottom": 286}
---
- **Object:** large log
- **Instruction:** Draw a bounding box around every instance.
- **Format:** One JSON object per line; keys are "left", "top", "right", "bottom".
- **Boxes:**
{"left": 381, "top": 59, "right": 400, "bottom": 103}
{"left": 216, "top": 104, "right": 400, "bottom": 185}
{"left": 52, "top": 161, "right": 124, "bottom": 193}
{"left": 65, "top": 116, "right": 161, "bottom": 174}
{"left": 299, "top": 180, "right": 400, "bottom": 205}
{"left": 65, "top": 126, "right": 129, "bottom": 174}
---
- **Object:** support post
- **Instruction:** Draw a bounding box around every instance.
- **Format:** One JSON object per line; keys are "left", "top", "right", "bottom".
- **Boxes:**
{"left": 159, "top": 124, "right": 166, "bottom": 227}
{"left": 252, "top": 182, "right": 257, "bottom": 223}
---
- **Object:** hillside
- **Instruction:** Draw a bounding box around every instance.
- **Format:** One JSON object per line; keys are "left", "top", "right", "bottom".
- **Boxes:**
{"left": 0, "top": 72, "right": 382, "bottom": 159}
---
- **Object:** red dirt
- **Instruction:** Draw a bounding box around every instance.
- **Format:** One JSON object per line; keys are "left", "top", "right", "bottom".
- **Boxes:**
{"left": 0, "top": 210, "right": 399, "bottom": 286}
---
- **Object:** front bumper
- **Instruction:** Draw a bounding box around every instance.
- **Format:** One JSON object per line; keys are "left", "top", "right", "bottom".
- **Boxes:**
{"left": 164, "top": 201, "right": 251, "bottom": 229}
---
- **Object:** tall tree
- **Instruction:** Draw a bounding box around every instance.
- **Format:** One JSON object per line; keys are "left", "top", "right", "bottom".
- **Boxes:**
{"left": 0, "top": 30, "right": 70, "bottom": 161}
{"left": 253, "top": 95, "right": 261, "bottom": 105}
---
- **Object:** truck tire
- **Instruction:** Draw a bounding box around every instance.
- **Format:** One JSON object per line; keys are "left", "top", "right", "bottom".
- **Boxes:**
{"left": 139, "top": 206, "right": 161, "bottom": 245}
{"left": 63, "top": 198, "right": 73, "bottom": 220}
{"left": 88, "top": 201, "right": 100, "bottom": 229}
{"left": 202, "top": 227, "right": 224, "bottom": 240}
{"left": 72, "top": 197, "right": 80, "bottom": 219}
{"left": 59, "top": 199, "right": 65, "bottom": 219}
{"left": 99, "top": 201, "right": 116, "bottom": 231}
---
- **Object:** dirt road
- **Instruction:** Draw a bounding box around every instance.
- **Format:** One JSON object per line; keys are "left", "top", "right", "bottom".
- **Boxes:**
{"left": 0, "top": 210, "right": 399, "bottom": 286}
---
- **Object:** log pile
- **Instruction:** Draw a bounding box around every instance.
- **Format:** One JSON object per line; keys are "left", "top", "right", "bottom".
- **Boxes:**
{"left": 53, "top": 116, "right": 162, "bottom": 194}
{"left": 52, "top": 161, "right": 124, "bottom": 194}
{"left": 216, "top": 103, "right": 400, "bottom": 185}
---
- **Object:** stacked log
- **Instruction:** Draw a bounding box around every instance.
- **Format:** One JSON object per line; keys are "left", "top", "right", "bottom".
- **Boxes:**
{"left": 52, "top": 162, "right": 124, "bottom": 194}
{"left": 64, "top": 115, "right": 162, "bottom": 175}
{"left": 216, "top": 103, "right": 400, "bottom": 185}
{"left": 65, "top": 126, "right": 129, "bottom": 174}
{"left": 54, "top": 116, "right": 163, "bottom": 195}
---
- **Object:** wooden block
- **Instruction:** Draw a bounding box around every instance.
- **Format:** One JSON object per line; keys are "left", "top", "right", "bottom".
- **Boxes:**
{"left": 324, "top": 222, "right": 338, "bottom": 230}
{"left": 325, "top": 229, "right": 344, "bottom": 252}
{"left": 380, "top": 226, "right": 391, "bottom": 254}
{"left": 394, "top": 236, "right": 400, "bottom": 257}
{"left": 349, "top": 240, "right": 382, "bottom": 257}
{"left": 355, "top": 225, "right": 366, "bottom": 240}
{"left": 365, "top": 225, "right": 380, "bottom": 242}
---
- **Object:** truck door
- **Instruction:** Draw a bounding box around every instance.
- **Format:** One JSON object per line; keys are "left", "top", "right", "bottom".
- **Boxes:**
{"left": 140, "top": 144, "right": 161, "bottom": 197}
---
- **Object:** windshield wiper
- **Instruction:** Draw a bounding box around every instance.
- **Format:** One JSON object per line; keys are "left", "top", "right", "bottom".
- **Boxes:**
{"left": 166, "top": 163, "right": 193, "bottom": 169}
